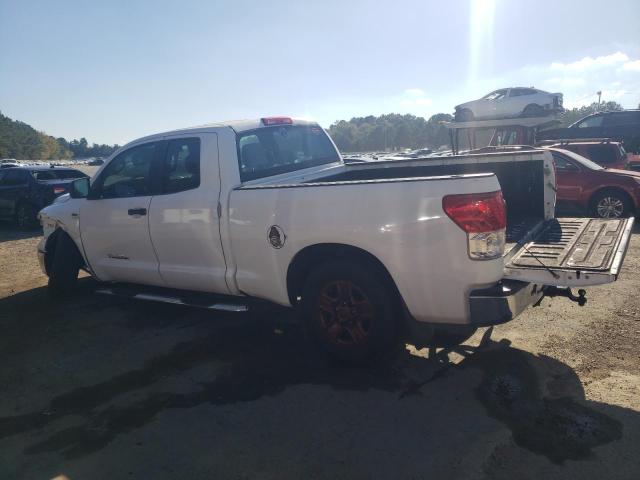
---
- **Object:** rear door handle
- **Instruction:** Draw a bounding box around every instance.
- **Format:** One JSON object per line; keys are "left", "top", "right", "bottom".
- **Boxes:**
{"left": 128, "top": 208, "right": 147, "bottom": 216}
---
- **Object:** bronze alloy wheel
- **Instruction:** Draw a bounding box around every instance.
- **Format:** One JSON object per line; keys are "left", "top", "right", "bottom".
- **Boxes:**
{"left": 316, "top": 280, "right": 375, "bottom": 346}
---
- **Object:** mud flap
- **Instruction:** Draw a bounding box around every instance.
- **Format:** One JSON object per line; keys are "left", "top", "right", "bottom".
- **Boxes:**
{"left": 503, "top": 217, "right": 634, "bottom": 286}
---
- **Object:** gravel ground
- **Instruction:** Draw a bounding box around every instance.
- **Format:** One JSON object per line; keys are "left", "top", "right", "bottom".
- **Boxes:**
{"left": 0, "top": 222, "right": 639, "bottom": 480}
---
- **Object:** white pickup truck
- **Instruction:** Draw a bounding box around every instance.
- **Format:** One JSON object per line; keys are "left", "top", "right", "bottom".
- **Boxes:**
{"left": 37, "top": 117, "right": 634, "bottom": 362}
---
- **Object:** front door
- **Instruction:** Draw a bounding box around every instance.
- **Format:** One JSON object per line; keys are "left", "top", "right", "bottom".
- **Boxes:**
{"left": 79, "top": 141, "right": 165, "bottom": 286}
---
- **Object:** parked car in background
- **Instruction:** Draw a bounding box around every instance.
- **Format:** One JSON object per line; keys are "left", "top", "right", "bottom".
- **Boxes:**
{"left": 0, "top": 166, "right": 88, "bottom": 228}
{"left": 539, "top": 140, "right": 629, "bottom": 170}
{"left": 538, "top": 110, "right": 640, "bottom": 153}
{"left": 546, "top": 147, "right": 640, "bottom": 218}
{"left": 455, "top": 87, "right": 563, "bottom": 121}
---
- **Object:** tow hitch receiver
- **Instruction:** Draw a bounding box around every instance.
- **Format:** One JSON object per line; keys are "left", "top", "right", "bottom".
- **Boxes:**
{"left": 537, "top": 286, "right": 587, "bottom": 306}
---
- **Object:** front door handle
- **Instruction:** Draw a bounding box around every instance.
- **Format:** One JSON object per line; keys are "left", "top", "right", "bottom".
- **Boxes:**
{"left": 128, "top": 208, "right": 147, "bottom": 216}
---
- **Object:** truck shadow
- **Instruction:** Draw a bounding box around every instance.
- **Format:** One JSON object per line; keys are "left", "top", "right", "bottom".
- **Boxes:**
{"left": 0, "top": 286, "right": 635, "bottom": 468}
{"left": 0, "top": 221, "right": 41, "bottom": 243}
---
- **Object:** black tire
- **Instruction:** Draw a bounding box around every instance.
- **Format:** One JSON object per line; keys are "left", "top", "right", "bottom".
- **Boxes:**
{"left": 522, "top": 104, "right": 544, "bottom": 117}
{"left": 48, "top": 232, "right": 82, "bottom": 297}
{"left": 15, "top": 203, "right": 39, "bottom": 230}
{"left": 590, "top": 190, "right": 632, "bottom": 218}
{"left": 456, "top": 109, "right": 474, "bottom": 122}
{"left": 301, "top": 260, "right": 398, "bottom": 364}
{"left": 427, "top": 325, "right": 478, "bottom": 349}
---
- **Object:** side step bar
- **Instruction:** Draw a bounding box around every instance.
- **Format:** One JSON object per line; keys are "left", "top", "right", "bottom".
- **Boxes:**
{"left": 96, "top": 288, "right": 249, "bottom": 312}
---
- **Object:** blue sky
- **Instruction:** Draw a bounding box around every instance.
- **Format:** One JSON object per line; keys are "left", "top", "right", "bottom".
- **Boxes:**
{"left": 1, "top": 0, "right": 639, "bottom": 145}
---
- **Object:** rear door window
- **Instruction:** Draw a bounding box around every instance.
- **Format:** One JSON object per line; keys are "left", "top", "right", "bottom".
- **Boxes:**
{"left": 161, "top": 137, "right": 201, "bottom": 194}
{"left": 604, "top": 112, "right": 639, "bottom": 126}
{"left": 237, "top": 125, "right": 339, "bottom": 181}
{"left": 586, "top": 145, "right": 618, "bottom": 165}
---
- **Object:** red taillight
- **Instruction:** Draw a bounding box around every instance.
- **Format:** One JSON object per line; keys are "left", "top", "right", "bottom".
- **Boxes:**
{"left": 53, "top": 187, "right": 66, "bottom": 195}
{"left": 261, "top": 116, "right": 293, "bottom": 126}
{"left": 442, "top": 191, "right": 506, "bottom": 233}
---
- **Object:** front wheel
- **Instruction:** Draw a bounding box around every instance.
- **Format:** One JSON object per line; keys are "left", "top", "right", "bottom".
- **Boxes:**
{"left": 455, "top": 109, "right": 474, "bottom": 122}
{"left": 48, "top": 233, "right": 82, "bottom": 297}
{"left": 301, "top": 261, "right": 398, "bottom": 364}
{"left": 590, "top": 190, "right": 631, "bottom": 218}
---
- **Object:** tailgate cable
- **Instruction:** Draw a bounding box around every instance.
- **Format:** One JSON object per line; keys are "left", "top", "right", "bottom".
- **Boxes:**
{"left": 520, "top": 244, "right": 560, "bottom": 279}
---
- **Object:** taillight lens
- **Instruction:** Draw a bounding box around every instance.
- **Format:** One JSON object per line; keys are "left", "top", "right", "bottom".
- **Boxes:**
{"left": 443, "top": 191, "right": 506, "bottom": 260}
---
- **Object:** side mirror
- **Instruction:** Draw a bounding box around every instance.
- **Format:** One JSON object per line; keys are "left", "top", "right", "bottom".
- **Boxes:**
{"left": 69, "top": 177, "right": 90, "bottom": 199}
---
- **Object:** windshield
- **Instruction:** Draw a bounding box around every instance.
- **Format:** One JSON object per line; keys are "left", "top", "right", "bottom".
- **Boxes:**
{"left": 236, "top": 125, "right": 340, "bottom": 181}
{"left": 551, "top": 148, "right": 604, "bottom": 170}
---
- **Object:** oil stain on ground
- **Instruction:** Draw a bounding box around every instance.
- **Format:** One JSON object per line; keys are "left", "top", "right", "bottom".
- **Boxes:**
{"left": 469, "top": 344, "right": 623, "bottom": 464}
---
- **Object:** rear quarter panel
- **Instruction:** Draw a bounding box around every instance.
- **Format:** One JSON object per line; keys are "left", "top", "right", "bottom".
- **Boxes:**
{"left": 227, "top": 174, "right": 504, "bottom": 324}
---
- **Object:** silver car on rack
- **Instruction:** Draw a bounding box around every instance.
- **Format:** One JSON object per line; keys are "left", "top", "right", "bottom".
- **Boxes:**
{"left": 455, "top": 87, "right": 563, "bottom": 121}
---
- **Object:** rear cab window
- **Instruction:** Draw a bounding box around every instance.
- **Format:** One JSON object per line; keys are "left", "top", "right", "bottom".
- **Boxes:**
{"left": 236, "top": 124, "right": 339, "bottom": 181}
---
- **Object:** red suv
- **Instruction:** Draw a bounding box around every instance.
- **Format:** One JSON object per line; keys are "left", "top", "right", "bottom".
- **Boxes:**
{"left": 548, "top": 148, "right": 640, "bottom": 218}
{"left": 542, "top": 140, "right": 628, "bottom": 170}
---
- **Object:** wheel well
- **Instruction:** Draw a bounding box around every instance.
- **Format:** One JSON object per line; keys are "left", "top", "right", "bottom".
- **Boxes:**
{"left": 44, "top": 229, "right": 84, "bottom": 275}
{"left": 589, "top": 187, "right": 636, "bottom": 213}
{"left": 286, "top": 244, "right": 401, "bottom": 307}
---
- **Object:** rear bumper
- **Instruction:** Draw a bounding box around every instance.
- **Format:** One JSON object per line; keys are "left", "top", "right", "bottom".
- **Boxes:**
{"left": 468, "top": 280, "right": 543, "bottom": 326}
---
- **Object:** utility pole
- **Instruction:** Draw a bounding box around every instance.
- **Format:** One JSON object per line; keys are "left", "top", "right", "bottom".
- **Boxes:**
{"left": 597, "top": 91, "right": 602, "bottom": 110}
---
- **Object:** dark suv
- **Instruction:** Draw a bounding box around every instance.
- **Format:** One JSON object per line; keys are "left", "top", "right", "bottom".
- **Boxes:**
{"left": 537, "top": 110, "right": 640, "bottom": 152}
{"left": 0, "top": 166, "right": 88, "bottom": 228}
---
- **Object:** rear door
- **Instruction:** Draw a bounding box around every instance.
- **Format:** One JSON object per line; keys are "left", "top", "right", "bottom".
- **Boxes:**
{"left": 504, "top": 217, "right": 634, "bottom": 286}
{"left": 148, "top": 133, "right": 229, "bottom": 293}
{"left": 79, "top": 141, "right": 165, "bottom": 286}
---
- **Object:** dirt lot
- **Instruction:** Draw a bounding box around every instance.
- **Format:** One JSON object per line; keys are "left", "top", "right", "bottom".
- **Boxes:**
{"left": 1, "top": 222, "right": 639, "bottom": 480}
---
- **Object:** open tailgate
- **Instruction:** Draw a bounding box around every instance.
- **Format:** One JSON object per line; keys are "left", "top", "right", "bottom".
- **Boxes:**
{"left": 503, "top": 217, "right": 634, "bottom": 286}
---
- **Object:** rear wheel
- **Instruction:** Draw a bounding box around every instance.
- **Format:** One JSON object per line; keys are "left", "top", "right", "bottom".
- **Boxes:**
{"left": 522, "top": 104, "right": 544, "bottom": 117}
{"left": 15, "top": 203, "right": 39, "bottom": 230}
{"left": 590, "top": 190, "right": 632, "bottom": 218}
{"left": 301, "top": 261, "right": 398, "bottom": 364}
{"left": 48, "top": 232, "right": 82, "bottom": 297}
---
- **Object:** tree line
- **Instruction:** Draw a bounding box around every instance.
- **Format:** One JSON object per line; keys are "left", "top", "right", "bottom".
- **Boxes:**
{"left": 328, "top": 113, "right": 453, "bottom": 153}
{"left": 0, "top": 112, "right": 119, "bottom": 160}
